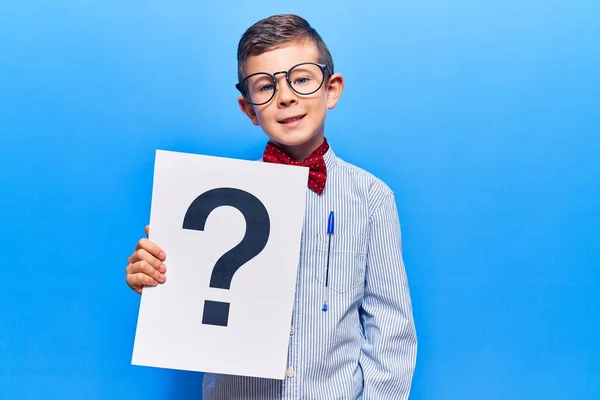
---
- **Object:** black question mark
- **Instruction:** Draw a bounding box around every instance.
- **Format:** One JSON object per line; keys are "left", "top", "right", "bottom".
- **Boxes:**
{"left": 182, "top": 187, "right": 270, "bottom": 327}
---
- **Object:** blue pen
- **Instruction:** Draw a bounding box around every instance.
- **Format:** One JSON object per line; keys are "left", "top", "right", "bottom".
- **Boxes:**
{"left": 323, "top": 211, "right": 334, "bottom": 312}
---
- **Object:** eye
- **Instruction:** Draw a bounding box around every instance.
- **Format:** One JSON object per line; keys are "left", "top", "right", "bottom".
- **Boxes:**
{"left": 258, "top": 84, "right": 275, "bottom": 92}
{"left": 294, "top": 77, "right": 310, "bottom": 85}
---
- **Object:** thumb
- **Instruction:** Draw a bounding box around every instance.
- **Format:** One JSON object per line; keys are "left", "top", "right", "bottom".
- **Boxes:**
{"left": 145, "top": 225, "right": 150, "bottom": 237}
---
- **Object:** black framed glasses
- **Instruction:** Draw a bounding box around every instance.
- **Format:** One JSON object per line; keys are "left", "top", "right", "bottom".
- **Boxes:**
{"left": 236, "top": 62, "right": 332, "bottom": 106}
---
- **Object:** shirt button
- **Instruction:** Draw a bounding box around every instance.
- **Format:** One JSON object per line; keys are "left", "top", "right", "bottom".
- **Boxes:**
{"left": 286, "top": 368, "right": 296, "bottom": 378}
{"left": 290, "top": 326, "right": 295, "bottom": 336}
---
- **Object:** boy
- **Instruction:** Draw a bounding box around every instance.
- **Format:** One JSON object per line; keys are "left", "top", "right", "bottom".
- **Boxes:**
{"left": 125, "top": 14, "right": 417, "bottom": 399}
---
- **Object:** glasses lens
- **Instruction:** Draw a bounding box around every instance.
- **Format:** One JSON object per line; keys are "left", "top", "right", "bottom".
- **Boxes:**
{"left": 288, "top": 64, "right": 324, "bottom": 95}
{"left": 242, "top": 73, "right": 275, "bottom": 104}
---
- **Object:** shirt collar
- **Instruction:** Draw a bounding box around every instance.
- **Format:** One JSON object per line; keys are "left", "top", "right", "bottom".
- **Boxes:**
{"left": 323, "top": 145, "right": 337, "bottom": 170}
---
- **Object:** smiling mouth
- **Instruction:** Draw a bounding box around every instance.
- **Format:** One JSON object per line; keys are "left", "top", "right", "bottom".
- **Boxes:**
{"left": 278, "top": 114, "right": 306, "bottom": 124}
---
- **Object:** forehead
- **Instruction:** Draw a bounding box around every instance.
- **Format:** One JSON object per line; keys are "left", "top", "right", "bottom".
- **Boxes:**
{"left": 244, "top": 40, "right": 320, "bottom": 76}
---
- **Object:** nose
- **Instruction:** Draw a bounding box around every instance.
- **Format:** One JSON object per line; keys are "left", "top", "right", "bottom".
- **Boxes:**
{"left": 274, "top": 74, "right": 297, "bottom": 107}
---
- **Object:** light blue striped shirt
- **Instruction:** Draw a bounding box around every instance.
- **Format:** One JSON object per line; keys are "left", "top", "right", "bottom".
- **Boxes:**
{"left": 203, "top": 146, "right": 417, "bottom": 399}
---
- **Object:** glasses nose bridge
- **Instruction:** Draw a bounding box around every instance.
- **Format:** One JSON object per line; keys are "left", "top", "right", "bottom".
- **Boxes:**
{"left": 273, "top": 71, "right": 290, "bottom": 88}
{"left": 273, "top": 70, "right": 288, "bottom": 78}
{"left": 272, "top": 70, "right": 292, "bottom": 87}
{"left": 272, "top": 70, "right": 296, "bottom": 102}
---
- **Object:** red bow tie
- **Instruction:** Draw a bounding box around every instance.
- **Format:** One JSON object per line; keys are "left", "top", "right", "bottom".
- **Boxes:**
{"left": 263, "top": 139, "right": 329, "bottom": 194}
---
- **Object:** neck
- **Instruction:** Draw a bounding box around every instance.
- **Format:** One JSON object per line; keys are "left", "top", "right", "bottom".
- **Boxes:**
{"left": 277, "top": 134, "right": 325, "bottom": 161}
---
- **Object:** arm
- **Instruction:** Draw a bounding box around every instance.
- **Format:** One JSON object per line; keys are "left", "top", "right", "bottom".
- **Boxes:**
{"left": 359, "top": 191, "right": 417, "bottom": 399}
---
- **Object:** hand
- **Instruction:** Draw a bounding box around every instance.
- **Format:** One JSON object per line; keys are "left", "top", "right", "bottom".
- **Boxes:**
{"left": 125, "top": 225, "right": 167, "bottom": 294}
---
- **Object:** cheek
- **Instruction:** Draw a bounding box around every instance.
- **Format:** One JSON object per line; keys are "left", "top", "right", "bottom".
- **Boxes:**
{"left": 254, "top": 106, "right": 274, "bottom": 124}
{"left": 308, "top": 98, "right": 328, "bottom": 117}
{"left": 310, "top": 94, "right": 329, "bottom": 110}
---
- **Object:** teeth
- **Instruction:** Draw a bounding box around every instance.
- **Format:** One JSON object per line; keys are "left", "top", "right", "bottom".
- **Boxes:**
{"left": 281, "top": 116, "right": 303, "bottom": 123}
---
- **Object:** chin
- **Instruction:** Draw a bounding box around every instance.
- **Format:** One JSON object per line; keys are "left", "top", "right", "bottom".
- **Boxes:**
{"left": 268, "top": 130, "right": 323, "bottom": 148}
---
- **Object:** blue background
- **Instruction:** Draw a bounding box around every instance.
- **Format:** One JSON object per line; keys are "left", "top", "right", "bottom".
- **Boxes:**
{"left": 1, "top": 1, "right": 599, "bottom": 399}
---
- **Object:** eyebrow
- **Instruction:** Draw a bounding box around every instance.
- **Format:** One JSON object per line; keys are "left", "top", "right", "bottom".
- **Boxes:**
{"left": 245, "top": 59, "right": 321, "bottom": 77}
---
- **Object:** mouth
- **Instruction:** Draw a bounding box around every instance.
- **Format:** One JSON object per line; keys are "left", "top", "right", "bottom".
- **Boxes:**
{"left": 278, "top": 114, "right": 306, "bottom": 124}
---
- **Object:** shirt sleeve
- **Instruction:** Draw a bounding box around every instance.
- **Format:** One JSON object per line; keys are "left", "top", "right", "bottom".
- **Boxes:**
{"left": 359, "top": 190, "right": 417, "bottom": 399}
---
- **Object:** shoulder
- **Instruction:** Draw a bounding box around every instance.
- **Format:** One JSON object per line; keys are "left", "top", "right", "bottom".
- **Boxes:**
{"left": 331, "top": 154, "right": 395, "bottom": 211}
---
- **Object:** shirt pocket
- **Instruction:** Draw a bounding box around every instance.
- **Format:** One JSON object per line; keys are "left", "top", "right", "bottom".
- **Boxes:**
{"left": 315, "top": 233, "right": 367, "bottom": 293}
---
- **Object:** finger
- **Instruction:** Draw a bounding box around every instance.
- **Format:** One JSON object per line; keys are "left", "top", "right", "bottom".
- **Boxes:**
{"left": 137, "top": 238, "right": 166, "bottom": 261}
{"left": 127, "top": 249, "right": 141, "bottom": 265}
{"left": 145, "top": 225, "right": 149, "bottom": 237}
{"left": 130, "top": 260, "right": 166, "bottom": 283}
{"left": 134, "top": 248, "right": 166, "bottom": 273}
{"left": 127, "top": 272, "right": 158, "bottom": 289}
{"left": 127, "top": 245, "right": 155, "bottom": 265}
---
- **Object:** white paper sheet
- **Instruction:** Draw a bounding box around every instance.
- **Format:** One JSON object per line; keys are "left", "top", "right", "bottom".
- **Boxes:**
{"left": 132, "top": 149, "right": 308, "bottom": 379}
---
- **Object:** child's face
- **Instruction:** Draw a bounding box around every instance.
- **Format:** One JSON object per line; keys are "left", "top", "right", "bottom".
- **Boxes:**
{"left": 238, "top": 40, "right": 343, "bottom": 159}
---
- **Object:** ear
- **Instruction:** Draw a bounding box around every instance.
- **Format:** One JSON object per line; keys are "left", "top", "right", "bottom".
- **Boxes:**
{"left": 238, "top": 96, "right": 259, "bottom": 126}
{"left": 325, "top": 72, "right": 344, "bottom": 109}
